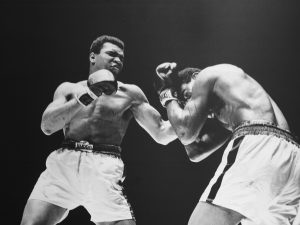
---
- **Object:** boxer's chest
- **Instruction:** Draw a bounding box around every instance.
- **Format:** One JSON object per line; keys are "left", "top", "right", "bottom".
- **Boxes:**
{"left": 88, "top": 90, "right": 132, "bottom": 121}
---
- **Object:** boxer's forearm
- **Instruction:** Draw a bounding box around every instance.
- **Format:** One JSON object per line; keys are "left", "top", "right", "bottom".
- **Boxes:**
{"left": 184, "top": 119, "right": 232, "bottom": 162}
{"left": 156, "top": 120, "right": 178, "bottom": 145}
{"left": 184, "top": 141, "right": 218, "bottom": 162}
{"left": 184, "top": 135, "right": 229, "bottom": 162}
{"left": 41, "top": 98, "right": 82, "bottom": 135}
{"left": 166, "top": 100, "right": 202, "bottom": 145}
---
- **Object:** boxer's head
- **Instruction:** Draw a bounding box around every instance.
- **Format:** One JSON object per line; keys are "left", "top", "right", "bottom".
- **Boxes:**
{"left": 89, "top": 35, "right": 125, "bottom": 76}
{"left": 176, "top": 67, "right": 201, "bottom": 102}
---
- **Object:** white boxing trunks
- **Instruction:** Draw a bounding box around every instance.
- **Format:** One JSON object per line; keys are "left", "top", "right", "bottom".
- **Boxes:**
{"left": 200, "top": 121, "right": 300, "bottom": 225}
{"left": 29, "top": 140, "right": 135, "bottom": 223}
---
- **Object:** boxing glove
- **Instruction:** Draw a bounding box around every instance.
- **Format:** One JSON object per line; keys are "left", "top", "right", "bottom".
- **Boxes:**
{"left": 76, "top": 69, "right": 118, "bottom": 106}
{"left": 154, "top": 62, "right": 178, "bottom": 94}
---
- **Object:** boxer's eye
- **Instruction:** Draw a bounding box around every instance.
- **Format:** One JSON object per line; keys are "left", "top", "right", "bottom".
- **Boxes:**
{"left": 107, "top": 51, "right": 116, "bottom": 57}
{"left": 183, "top": 91, "right": 191, "bottom": 100}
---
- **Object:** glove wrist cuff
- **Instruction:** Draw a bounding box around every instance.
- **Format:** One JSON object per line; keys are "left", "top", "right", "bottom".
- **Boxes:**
{"left": 75, "top": 87, "right": 98, "bottom": 107}
{"left": 159, "top": 89, "right": 178, "bottom": 108}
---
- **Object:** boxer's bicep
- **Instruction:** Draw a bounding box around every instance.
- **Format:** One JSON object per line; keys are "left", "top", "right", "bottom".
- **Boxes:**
{"left": 47, "top": 82, "right": 73, "bottom": 109}
{"left": 129, "top": 85, "right": 177, "bottom": 145}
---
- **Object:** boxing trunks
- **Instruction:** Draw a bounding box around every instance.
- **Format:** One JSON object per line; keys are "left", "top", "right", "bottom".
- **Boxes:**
{"left": 200, "top": 121, "right": 300, "bottom": 225}
{"left": 29, "top": 140, "right": 135, "bottom": 223}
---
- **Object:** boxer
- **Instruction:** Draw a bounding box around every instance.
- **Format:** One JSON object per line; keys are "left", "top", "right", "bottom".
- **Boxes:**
{"left": 155, "top": 62, "right": 300, "bottom": 225}
{"left": 20, "top": 35, "right": 177, "bottom": 225}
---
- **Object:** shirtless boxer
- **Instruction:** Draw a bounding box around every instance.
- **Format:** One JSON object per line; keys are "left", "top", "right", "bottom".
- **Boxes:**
{"left": 155, "top": 62, "right": 300, "bottom": 225}
{"left": 20, "top": 35, "right": 177, "bottom": 225}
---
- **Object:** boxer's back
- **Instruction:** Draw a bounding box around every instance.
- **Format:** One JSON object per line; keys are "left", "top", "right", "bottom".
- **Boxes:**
{"left": 212, "top": 70, "right": 289, "bottom": 130}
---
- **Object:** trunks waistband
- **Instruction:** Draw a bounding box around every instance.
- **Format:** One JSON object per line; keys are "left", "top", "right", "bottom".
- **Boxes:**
{"left": 232, "top": 120, "right": 299, "bottom": 147}
{"left": 61, "top": 139, "right": 121, "bottom": 157}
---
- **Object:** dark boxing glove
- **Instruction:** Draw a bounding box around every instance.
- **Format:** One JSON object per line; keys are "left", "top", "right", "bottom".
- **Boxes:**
{"left": 154, "top": 62, "right": 179, "bottom": 95}
{"left": 76, "top": 69, "right": 118, "bottom": 106}
{"left": 154, "top": 62, "right": 180, "bottom": 107}
{"left": 88, "top": 80, "right": 118, "bottom": 96}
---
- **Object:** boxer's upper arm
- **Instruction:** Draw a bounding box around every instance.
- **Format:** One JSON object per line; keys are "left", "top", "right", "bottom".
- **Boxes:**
{"left": 168, "top": 70, "right": 216, "bottom": 144}
{"left": 52, "top": 82, "right": 73, "bottom": 105}
{"left": 42, "top": 83, "right": 70, "bottom": 116}
{"left": 169, "top": 64, "right": 242, "bottom": 145}
{"left": 41, "top": 82, "right": 77, "bottom": 135}
{"left": 129, "top": 85, "right": 177, "bottom": 145}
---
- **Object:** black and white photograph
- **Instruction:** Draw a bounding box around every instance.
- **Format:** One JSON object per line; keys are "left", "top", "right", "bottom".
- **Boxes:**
{"left": 2, "top": 0, "right": 300, "bottom": 225}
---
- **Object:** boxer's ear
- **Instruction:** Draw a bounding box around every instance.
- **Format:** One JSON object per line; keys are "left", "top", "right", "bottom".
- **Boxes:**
{"left": 89, "top": 52, "right": 96, "bottom": 65}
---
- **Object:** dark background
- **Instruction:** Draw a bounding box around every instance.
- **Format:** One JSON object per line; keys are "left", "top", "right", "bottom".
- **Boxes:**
{"left": 2, "top": 0, "right": 299, "bottom": 224}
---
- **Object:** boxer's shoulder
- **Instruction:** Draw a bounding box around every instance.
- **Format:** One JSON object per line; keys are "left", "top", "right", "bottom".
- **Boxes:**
{"left": 54, "top": 81, "right": 77, "bottom": 94}
{"left": 117, "top": 82, "right": 148, "bottom": 103}
{"left": 53, "top": 81, "right": 86, "bottom": 100}
{"left": 117, "top": 82, "right": 141, "bottom": 93}
{"left": 56, "top": 81, "right": 86, "bottom": 90}
{"left": 77, "top": 80, "right": 88, "bottom": 86}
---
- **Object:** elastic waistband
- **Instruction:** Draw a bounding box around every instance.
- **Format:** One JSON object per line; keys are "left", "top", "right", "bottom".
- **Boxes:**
{"left": 61, "top": 139, "right": 121, "bottom": 157}
{"left": 233, "top": 121, "right": 299, "bottom": 147}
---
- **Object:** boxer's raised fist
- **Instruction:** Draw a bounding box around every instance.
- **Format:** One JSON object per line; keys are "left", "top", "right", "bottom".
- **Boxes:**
{"left": 154, "top": 62, "right": 178, "bottom": 94}
{"left": 76, "top": 69, "right": 118, "bottom": 106}
{"left": 156, "top": 62, "right": 177, "bottom": 79}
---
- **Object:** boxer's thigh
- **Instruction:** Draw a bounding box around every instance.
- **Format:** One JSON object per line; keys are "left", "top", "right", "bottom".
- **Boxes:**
{"left": 21, "top": 199, "right": 68, "bottom": 225}
{"left": 188, "top": 201, "right": 243, "bottom": 225}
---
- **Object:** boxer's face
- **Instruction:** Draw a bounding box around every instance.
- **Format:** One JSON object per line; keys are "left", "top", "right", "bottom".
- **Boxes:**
{"left": 180, "top": 79, "right": 195, "bottom": 102}
{"left": 90, "top": 42, "right": 124, "bottom": 75}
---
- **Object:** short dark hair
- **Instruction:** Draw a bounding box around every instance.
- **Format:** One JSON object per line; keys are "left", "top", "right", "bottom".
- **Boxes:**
{"left": 177, "top": 67, "right": 201, "bottom": 84}
{"left": 89, "top": 35, "right": 124, "bottom": 54}
{"left": 173, "top": 67, "right": 201, "bottom": 101}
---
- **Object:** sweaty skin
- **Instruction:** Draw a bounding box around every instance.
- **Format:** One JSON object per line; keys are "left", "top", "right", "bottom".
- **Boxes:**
{"left": 42, "top": 80, "right": 176, "bottom": 147}
{"left": 166, "top": 64, "right": 289, "bottom": 161}
{"left": 64, "top": 81, "right": 135, "bottom": 145}
{"left": 41, "top": 43, "right": 176, "bottom": 149}
{"left": 23, "top": 41, "right": 177, "bottom": 225}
